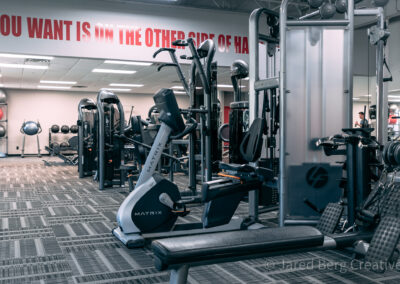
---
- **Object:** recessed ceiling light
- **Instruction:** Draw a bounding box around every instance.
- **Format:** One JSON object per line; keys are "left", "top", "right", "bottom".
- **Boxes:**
{"left": 389, "top": 95, "right": 400, "bottom": 98}
{"left": 0, "top": 53, "right": 54, "bottom": 60}
{"left": 106, "top": 88, "right": 132, "bottom": 92}
{"left": 40, "top": 80, "right": 77, "bottom": 84}
{"left": 360, "top": 94, "right": 372, "bottom": 97}
{"left": 171, "top": 86, "right": 202, "bottom": 90}
{"left": 109, "top": 83, "right": 143, "bottom": 87}
{"left": 92, "top": 68, "right": 136, "bottom": 74}
{"left": 173, "top": 91, "right": 186, "bottom": 94}
{"left": 104, "top": 60, "right": 152, "bottom": 66}
{"left": 0, "top": 63, "right": 48, "bottom": 69}
{"left": 37, "top": 85, "right": 71, "bottom": 89}
{"left": 353, "top": 98, "right": 360, "bottom": 100}
{"left": 217, "top": 84, "right": 246, "bottom": 88}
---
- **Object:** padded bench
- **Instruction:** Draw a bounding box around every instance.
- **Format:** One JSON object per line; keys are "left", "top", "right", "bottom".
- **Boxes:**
{"left": 152, "top": 226, "right": 324, "bottom": 283}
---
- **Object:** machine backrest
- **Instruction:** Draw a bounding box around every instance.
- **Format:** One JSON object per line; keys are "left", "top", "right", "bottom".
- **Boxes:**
{"left": 239, "top": 118, "right": 265, "bottom": 162}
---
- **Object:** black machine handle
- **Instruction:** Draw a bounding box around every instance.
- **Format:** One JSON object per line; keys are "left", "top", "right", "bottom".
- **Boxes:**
{"left": 180, "top": 55, "right": 193, "bottom": 60}
{"left": 153, "top": 48, "right": 176, "bottom": 58}
{"left": 170, "top": 121, "right": 198, "bottom": 140}
{"left": 172, "top": 39, "right": 188, "bottom": 47}
{"left": 157, "top": 63, "right": 178, "bottom": 72}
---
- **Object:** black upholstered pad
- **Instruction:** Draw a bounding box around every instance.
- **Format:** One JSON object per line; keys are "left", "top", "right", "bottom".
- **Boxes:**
{"left": 152, "top": 226, "right": 324, "bottom": 270}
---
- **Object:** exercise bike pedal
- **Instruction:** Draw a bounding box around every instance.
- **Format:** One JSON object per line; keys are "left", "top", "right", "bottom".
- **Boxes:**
{"left": 365, "top": 216, "right": 400, "bottom": 273}
{"left": 316, "top": 203, "right": 343, "bottom": 234}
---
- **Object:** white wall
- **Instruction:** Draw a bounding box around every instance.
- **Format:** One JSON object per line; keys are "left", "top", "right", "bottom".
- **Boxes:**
{"left": 6, "top": 89, "right": 189, "bottom": 155}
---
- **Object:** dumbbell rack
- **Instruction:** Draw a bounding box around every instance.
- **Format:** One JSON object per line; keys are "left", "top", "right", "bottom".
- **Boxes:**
{"left": 0, "top": 102, "right": 8, "bottom": 156}
{"left": 45, "top": 128, "right": 78, "bottom": 165}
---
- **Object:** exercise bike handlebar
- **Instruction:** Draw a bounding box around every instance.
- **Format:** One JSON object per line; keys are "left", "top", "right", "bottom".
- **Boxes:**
{"left": 153, "top": 47, "right": 176, "bottom": 58}
{"left": 186, "top": 38, "right": 210, "bottom": 94}
{"left": 153, "top": 47, "right": 190, "bottom": 96}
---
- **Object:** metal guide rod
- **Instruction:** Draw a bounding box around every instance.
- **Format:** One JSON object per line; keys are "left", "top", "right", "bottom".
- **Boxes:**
{"left": 347, "top": 0, "right": 354, "bottom": 128}
{"left": 248, "top": 8, "right": 262, "bottom": 222}
{"left": 249, "top": 9, "right": 261, "bottom": 123}
{"left": 287, "top": 20, "right": 349, "bottom": 26}
{"left": 376, "top": 8, "right": 387, "bottom": 145}
{"left": 279, "top": 0, "right": 289, "bottom": 227}
{"left": 249, "top": 7, "right": 278, "bottom": 222}
{"left": 353, "top": 7, "right": 386, "bottom": 143}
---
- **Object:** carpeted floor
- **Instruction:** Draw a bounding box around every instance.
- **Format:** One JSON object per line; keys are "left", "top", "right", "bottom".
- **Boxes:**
{"left": 1, "top": 157, "right": 400, "bottom": 283}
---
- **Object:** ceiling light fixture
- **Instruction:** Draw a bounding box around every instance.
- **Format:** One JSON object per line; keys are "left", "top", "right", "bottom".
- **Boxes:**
{"left": 106, "top": 88, "right": 132, "bottom": 92}
{"left": 0, "top": 84, "right": 4, "bottom": 87}
{"left": 40, "top": 80, "right": 77, "bottom": 84}
{"left": 92, "top": 68, "right": 136, "bottom": 74}
{"left": 37, "top": 85, "right": 71, "bottom": 89}
{"left": 0, "top": 53, "right": 54, "bottom": 60}
{"left": 0, "top": 63, "right": 48, "bottom": 69}
{"left": 173, "top": 91, "right": 186, "bottom": 94}
{"left": 104, "top": 60, "right": 152, "bottom": 66}
{"left": 353, "top": 98, "right": 360, "bottom": 100}
{"left": 217, "top": 84, "right": 246, "bottom": 88}
{"left": 171, "top": 86, "right": 202, "bottom": 90}
{"left": 109, "top": 83, "right": 143, "bottom": 87}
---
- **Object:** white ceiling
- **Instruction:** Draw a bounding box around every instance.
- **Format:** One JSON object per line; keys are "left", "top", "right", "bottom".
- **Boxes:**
{"left": 0, "top": 54, "right": 248, "bottom": 94}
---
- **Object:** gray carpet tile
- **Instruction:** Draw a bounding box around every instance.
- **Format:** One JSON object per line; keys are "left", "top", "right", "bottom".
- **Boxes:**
{"left": 0, "top": 157, "right": 399, "bottom": 283}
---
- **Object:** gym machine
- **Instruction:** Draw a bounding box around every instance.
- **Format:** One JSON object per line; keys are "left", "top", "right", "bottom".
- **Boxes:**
{"left": 96, "top": 89, "right": 126, "bottom": 190}
{"left": 77, "top": 98, "right": 97, "bottom": 177}
{"left": 113, "top": 88, "right": 269, "bottom": 248}
{"left": 153, "top": 38, "right": 221, "bottom": 194}
{"left": 226, "top": 59, "right": 249, "bottom": 164}
{"left": 277, "top": 0, "right": 390, "bottom": 225}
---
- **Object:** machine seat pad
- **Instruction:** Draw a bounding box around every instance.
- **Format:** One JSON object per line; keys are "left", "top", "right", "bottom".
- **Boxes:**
{"left": 219, "top": 162, "right": 255, "bottom": 173}
{"left": 152, "top": 226, "right": 323, "bottom": 270}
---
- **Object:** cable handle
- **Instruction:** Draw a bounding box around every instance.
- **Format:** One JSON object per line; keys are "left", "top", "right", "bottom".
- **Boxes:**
{"left": 170, "top": 121, "right": 198, "bottom": 140}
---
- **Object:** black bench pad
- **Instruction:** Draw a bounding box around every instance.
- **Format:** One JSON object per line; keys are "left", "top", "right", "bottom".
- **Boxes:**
{"left": 152, "top": 226, "right": 323, "bottom": 270}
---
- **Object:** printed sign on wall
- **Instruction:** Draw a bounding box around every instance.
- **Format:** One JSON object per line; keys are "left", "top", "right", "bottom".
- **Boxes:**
{"left": 0, "top": 0, "right": 250, "bottom": 66}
